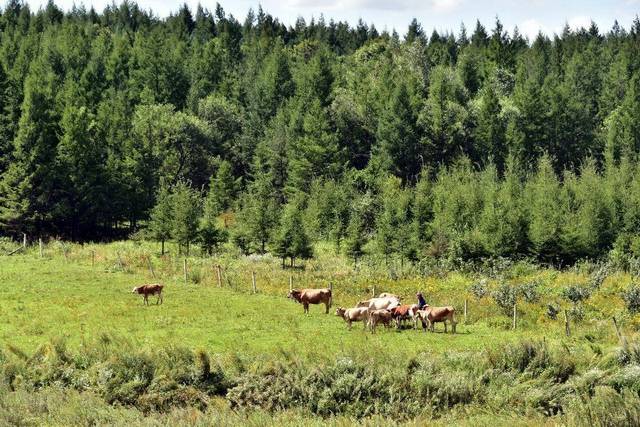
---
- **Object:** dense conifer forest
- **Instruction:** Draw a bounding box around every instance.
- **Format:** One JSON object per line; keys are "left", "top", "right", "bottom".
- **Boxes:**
{"left": 1, "top": 0, "right": 640, "bottom": 264}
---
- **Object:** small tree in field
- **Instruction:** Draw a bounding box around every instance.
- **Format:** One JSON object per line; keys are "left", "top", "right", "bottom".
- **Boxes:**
{"left": 171, "top": 181, "right": 201, "bottom": 255}
{"left": 198, "top": 180, "right": 228, "bottom": 256}
{"left": 273, "top": 198, "right": 313, "bottom": 268}
{"left": 344, "top": 213, "right": 366, "bottom": 265}
{"left": 148, "top": 180, "right": 173, "bottom": 255}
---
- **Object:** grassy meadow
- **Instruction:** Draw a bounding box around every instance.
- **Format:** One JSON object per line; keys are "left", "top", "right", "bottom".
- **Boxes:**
{"left": 2, "top": 240, "right": 640, "bottom": 425}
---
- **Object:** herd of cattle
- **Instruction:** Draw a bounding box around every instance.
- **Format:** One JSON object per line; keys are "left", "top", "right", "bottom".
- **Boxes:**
{"left": 131, "top": 283, "right": 456, "bottom": 334}
{"left": 287, "top": 288, "right": 457, "bottom": 334}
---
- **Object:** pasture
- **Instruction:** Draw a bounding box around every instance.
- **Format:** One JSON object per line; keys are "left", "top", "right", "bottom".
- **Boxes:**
{"left": 1, "top": 240, "right": 640, "bottom": 425}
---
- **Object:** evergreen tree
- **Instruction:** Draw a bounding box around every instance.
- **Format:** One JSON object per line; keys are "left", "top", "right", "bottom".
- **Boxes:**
{"left": 272, "top": 197, "right": 313, "bottom": 268}
{"left": 148, "top": 179, "right": 173, "bottom": 255}
{"left": 171, "top": 181, "right": 201, "bottom": 255}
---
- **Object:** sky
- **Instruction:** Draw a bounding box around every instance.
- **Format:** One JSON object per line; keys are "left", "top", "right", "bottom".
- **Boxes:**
{"left": 19, "top": 0, "right": 640, "bottom": 40}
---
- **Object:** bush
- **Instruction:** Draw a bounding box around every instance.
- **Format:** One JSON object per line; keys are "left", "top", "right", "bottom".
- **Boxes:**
{"left": 469, "top": 279, "right": 488, "bottom": 300}
{"left": 562, "top": 284, "right": 592, "bottom": 304}
{"left": 518, "top": 280, "right": 541, "bottom": 303}
{"left": 492, "top": 282, "right": 517, "bottom": 315}
{"left": 622, "top": 285, "right": 640, "bottom": 314}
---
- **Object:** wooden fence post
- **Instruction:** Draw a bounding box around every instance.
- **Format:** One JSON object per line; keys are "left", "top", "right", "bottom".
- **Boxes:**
{"left": 252, "top": 271, "right": 257, "bottom": 293}
{"left": 216, "top": 265, "right": 222, "bottom": 288}
{"left": 39, "top": 238, "right": 43, "bottom": 258}
{"left": 289, "top": 275, "right": 293, "bottom": 292}
{"left": 464, "top": 299, "right": 468, "bottom": 324}
{"left": 22, "top": 233, "right": 27, "bottom": 248}
{"left": 147, "top": 256, "right": 156, "bottom": 279}
{"left": 512, "top": 302, "right": 517, "bottom": 330}
{"left": 183, "top": 259, "right": 188, "bottom": 285}
{"left": 564, "top": 310, "right": 571, "bottom": 337}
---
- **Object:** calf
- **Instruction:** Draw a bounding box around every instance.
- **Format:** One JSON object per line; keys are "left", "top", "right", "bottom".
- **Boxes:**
{"left": 390, "top": 304, "right": 420, "bottom": 329}
{"left": 368, "top": 309, "right": 393, "bottom": 333}
{"left": 335, "top": 307, "right": 369, "bottom": 330}
{"left": 288, "top": 288, "right": 332, "bottom": 314}
{"left": 132, "top": 283, "right": 164, "bottom": 305}
{"left": 416, "top": 305, "right": 457, "bottom": 334}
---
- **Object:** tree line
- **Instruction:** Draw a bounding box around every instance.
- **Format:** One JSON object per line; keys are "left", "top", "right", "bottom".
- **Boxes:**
{"left": 0, "top": 1, "right": 640, "bottom": 264}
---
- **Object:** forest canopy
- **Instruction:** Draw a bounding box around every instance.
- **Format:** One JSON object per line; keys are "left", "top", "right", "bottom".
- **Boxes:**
{"left": 1, "top": 0, "right": 640, "bottom": 265}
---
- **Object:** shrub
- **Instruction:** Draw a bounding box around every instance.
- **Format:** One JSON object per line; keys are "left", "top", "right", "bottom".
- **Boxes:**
{"left": 562, "top": 284, "right": 592, "bottom": 304}
{"left": 546, "top": 304, "right": 560, "bottom": 320}
{"left": 492, "top": 282, "right": 517, "bottom": 315}
{"left": 469, "top": 279, "right": 488, "bottom": 300}
{"left": 622, "top": 285, "right": 640, "bottom": 314}
{"left": 519, "top": 280, "right": 541, "bottom": 303}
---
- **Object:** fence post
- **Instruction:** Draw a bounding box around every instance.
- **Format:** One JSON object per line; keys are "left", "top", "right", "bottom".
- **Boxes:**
{"left": 512, "top": 302, "right": 517, "bottom": 330}
{"left": 216, "top": 265, "right": 222, "bottom": 288}
{"left": 464, "top": 299, "right": 468, "bottom": 324}
{"left": 289, "top": 275, "right": 293, "bottom": 292}
{"left": 116, "top": 252, "right": 124, "bottom": 271}
{"left": 22, "top": 233, "right": 27, "bottom": 248}
{"left": 147, "top": 256, "right": 156, "bottom": 279}
{"left": 63, "top": 244, "right": 69, "bottom": 262}
{"left": 564, "top": 310, "right": 571, "bottom": 337}
{"left": 252, "top": 271, "right": 257, "bottom": 294}
{"left": 39, "top": 238, "right": 43, "bottom": 258}
{"left": 183, "top": 259, "right": 188, "bottom": 285}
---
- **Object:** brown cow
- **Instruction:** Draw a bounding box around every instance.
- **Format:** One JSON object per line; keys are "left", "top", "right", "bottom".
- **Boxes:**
{"left": 288, "top": 288, "right": 332, "bottom": 314}
{"left": 416, "top": 305, "right": 457, "bottom": 333}
{"left": 132, "top": 283, "right": 164, "bottom": 305}
{"left": 368, "top": 309, "right": 393, "bottom": 333}
{"left": 335, "top": 307, "right": 369, "bottom": 330}
{"left": 390, "top": 304, "right": 420, "bottom": 329}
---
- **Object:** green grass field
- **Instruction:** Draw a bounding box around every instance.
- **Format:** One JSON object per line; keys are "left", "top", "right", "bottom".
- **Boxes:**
{"left": 1, "top": 241, "right": 640, "bottom": 425}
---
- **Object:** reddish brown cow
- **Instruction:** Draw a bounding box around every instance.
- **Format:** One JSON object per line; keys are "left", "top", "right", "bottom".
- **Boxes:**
{"left": 288, "top": 288, "right": 332, "bottom": 314}
{"left": 390, "top": 304, "right": 420, "bottom": 329}
{"left": 132, "top": 283, "right": 164, "bottom": 305}
{"left": 417, "top": 305, "right": 457, "bottom": 333}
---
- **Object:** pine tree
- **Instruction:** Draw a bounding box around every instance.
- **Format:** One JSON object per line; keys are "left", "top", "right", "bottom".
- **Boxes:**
{"left": 272, "top": 197, "right": 313, "bottom": 268}
{"left": 525, "top": 155, "right": 565, "bottom": 261}
{"left": 375, "top": 81, "right": 421, "bottom": 182}
{"left": 171, "top": 181, "right": 201, "bottom": 255}
{"left": 0, "top": 55, "right": 60, "bottom": 234}
{"left": 148, "top": 180, "right": 173, "bottom": 255}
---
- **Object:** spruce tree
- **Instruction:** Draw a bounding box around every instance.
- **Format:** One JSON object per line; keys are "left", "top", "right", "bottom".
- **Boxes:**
{"left": 148, "top": 180, "right": 173, "bottom": 255}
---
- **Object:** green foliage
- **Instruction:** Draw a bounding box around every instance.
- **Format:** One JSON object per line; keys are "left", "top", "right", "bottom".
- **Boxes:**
{"left": 622, "top": 285, "right": 640, "bottom": 314}
{"left": 272, "top": 197, "right": 313, "bottom": 267}
{"left": 170, "top": 181, "right": 202, "bottom": 255}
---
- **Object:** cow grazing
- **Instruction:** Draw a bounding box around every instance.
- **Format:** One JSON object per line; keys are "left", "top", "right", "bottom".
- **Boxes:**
{"left": 368, "top": 309, "right": 393, "bottom": 333}
{"left": 132, "top": 283, "right": 164, "bottom": 305}
{"left": 417, "top": 305, "right": 457, "bottom": 334}
{"left": 335, "top": 307, "right": 370, "bottom": 330}
{"left": 390, "top": 304, "right": 420, "bottom": 329}
{"left": 288, "top": 288, "right": 332, "bottom": 314}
